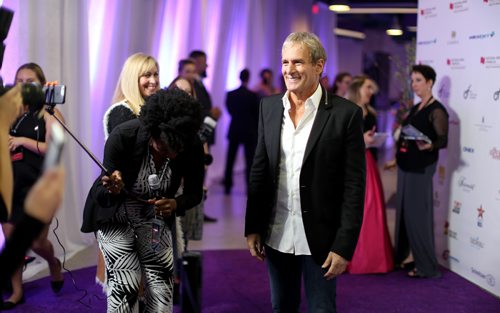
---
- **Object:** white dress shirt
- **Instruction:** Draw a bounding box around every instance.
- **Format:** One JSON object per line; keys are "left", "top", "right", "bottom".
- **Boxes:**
{"left": 265, "top": 84, "right": 322, "bottom": 255}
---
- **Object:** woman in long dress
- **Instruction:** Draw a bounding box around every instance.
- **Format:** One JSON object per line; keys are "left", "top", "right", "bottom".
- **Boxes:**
{"left": 346, "top": 75, "right": 394, "bottom": 274}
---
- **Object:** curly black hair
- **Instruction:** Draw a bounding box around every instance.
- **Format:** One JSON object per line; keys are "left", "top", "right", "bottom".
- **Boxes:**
{"left": 140, "top": 88, "right": 202, "bottom": 153}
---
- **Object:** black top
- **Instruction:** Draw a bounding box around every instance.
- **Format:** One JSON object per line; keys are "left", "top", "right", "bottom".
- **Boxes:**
{"left": 9, "top": 112, "right": 46, "bottom": 222}
{"left": 364, "top": 111, "right": 378, "bottom": 160}
{"left": 81, "top": 119, "right": 205, "bottom": 233}
{"left": 396, "top": 99, "right": 449, "bottom": 172}
{"left": 193, "top": 79, "right": 215, "bottom": 144}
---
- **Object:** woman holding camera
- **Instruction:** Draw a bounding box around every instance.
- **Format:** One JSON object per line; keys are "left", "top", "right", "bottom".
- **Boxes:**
{"left": 82, "top": 88, "right": 204, "bottom": 312}
{"left": 1, "top": 63, "right": 65, "bottom": 310}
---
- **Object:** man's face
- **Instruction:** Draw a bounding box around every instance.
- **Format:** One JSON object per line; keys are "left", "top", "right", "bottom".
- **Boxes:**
{"left": 193, "top": 55, "right": 208, "bottom": 78}
{"left": 281, "top": 43, "right": 324, "bottom": 97}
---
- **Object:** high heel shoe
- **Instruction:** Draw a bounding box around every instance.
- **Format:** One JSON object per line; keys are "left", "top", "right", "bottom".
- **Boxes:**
{"left": 50, "top": 258, "right": 64, "bottom": 293}
{"left": 2, "top": 294, "right": 25, "bottom": 310}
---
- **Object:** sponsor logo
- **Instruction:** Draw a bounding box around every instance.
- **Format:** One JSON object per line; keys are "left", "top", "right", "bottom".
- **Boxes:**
{"left": 474, "top": 116, "right": 493, "bottom": 132}
{"left": 418, "top": 59, "right": 435, "bottom": 66}
{"left": 469, "top": 31, "right": 495, "bottom": 40}
{"left": 418, "top": 38, "right": 437, "bottom": 45}
{"left": 494, "top": 88, "right": 500, "bottom": 101}
{"left": 470, "top": 236, "right": 485, "bottom": 249}
{"left": 452, "top": 200, "right": 461, "bottom": 214}
{"left": 496, "top": 189, "right": 500, "bottom": 201}
{"left": 458, "top": 176, "right": 475, "bottom": 192}
{"left": 447, "top": 57, "right": 466, "bottom": 69}
{"left": 463, "top": 85, "right": 478, "bottom": 100}
{"left": 420, "top": 7, "right": 437, "bottom": 18}
{"left": 483, "top": 0, "right": 500, "bottom": 6}
{"left": 477, "top": 205, "right": 485, "bottom": 227}
{"left": 450, "top": 0, "right": 470, "bottom": 12}
{"left": 480, "top": 56, "right": 500, "bottom": 68}
{"left": 491, "top": 147, "right": 500, "bottom": 160}
{"left": 443, "top": 221, "right": 449, "bottom": 235}
{"left": 438, "top": 165, "right": 446, "bottom": 185}
{"left": 462, "top": 146, "right": 474, "bottom": 153}
{"left": 447, "top": 31, "right": 459, "bottom": 45}
{"left": 449, "top": 229, "right": 458, "bottom": 239}
{"left": 471, "top": 267, "right": 496, "bottom": 287}
{"left": 442, "top": 250, "right": 460, "bottom": 263}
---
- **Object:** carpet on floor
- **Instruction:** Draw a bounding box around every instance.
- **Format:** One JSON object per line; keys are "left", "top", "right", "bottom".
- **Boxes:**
{"left": 3, "top": 249, "right": 499, "bottom": 313}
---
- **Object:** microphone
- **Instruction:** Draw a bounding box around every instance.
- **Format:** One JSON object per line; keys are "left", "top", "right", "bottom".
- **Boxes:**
{"left": 198, "top": 116, "right": 217, "bottom": 144}
{"left": 148, "top": 174, "right": 161, "bottom": 199}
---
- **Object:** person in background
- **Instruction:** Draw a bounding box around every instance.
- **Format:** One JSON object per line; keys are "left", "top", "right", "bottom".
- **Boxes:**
{"left": 331, "top": 72, "right": 352, "bottom": 98}
{"left": 245, "top": 32, "right": 365, "bottom": 313}
{"left": 254, "top": 68, "right": 280, "bottom": 98}
{"left": 2, "top": 63, "right": 65, "bottom": 310}
{"left": 0, "top": 85, "right": 64, "bottom": 306}
{"left": 189, "top": 50, "right": 220, "bottom": 223}
{"left": 168, "top": 59, "right": 197, "bottom": 98}
{"left": 346, "top": 75, "right": 394, "bottom": 274}
{"left": 82, "top": 88, "right": 205, "bottom": 312}
{"left": 103, "top": 53, "right": 159, "bottom": 138}
{"left": 389, "top": 64, "right": 448, "bottom": 278}
{"left": 223, "top": 69, "right": 260, "bottom": 195}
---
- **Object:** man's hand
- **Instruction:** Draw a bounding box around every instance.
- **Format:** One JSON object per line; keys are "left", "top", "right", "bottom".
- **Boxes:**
{"left": 416, "top": 140, "right": 433, "bottom": 151}
{"left": 246, "top": 233, "right": 265, "bottom": 261}
{"left": 101, "top": 170, "right": 124, "bottom": 194}
{"left": 24, "top": 166, "right": 65, "bottom": 224}
{"left": 151, "top": 198, "right": 177, "bottom": 218}
{"left": 322, "top": 252, "right": 348, "bottom": 280}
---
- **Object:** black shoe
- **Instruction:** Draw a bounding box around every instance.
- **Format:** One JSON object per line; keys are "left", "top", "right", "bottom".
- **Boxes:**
{"left": 2, "top": 295, "right": 25, "bottom": 310}
{"left": 50, "top": 259, "right": 64, "bottom": 293}
{"left": 203, "top": 214, "right": 217, "bottom": 223}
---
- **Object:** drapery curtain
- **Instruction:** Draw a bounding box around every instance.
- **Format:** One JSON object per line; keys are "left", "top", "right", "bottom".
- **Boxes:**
{"left": 0, "top": 0, "right": 338, "bottom": 276}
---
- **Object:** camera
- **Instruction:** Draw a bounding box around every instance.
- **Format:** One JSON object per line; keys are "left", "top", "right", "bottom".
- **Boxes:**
{"left": 0, "top": 83, "right": 66, "bottom": 113}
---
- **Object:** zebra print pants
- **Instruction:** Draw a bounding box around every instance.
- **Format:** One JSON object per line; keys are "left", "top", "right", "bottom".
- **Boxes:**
{"left": 97, "top": 204, "right": 174, "bottom": 313}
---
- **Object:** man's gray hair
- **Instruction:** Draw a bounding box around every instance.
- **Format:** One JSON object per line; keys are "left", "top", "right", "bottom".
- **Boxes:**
{"left": 282, "top": 32, "right": 327, "bottom": 64}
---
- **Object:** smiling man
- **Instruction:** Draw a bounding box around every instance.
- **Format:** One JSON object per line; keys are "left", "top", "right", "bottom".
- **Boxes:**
{"left": 245, "top": 32, "right": 366, "bottom": 313}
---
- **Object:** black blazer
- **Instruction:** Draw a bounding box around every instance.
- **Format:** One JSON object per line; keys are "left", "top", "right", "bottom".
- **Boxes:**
{"left": 245, "top": 88, "right": 366, "bottom": 265}
{"left": 225, "top": 86, "right": 260, "bottom": 143}
{"left": 81, "top": 119, "right": 204, "bottom": 233}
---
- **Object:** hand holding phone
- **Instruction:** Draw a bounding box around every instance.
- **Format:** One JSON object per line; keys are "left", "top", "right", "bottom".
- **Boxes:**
{"left": 43, "top": 123, "right": 65, "bottom": 171}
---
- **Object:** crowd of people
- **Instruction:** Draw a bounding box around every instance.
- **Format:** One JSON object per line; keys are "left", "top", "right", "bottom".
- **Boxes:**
{"left": 0, "top": 31, "right": 448, "bottom": 313}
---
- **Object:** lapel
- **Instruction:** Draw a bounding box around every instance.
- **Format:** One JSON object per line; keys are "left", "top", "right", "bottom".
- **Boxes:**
{"left": 302, "top": 87, "right": 332, "bottom": 164}
{"left": 268, "top": 97, "right": 284, "bottom": 170}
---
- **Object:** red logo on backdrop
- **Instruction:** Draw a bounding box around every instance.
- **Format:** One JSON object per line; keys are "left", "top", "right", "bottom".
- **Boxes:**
{"left": 480, "top": 57, "right": 486, "bottom": 64}
{"left": 450, "top": 3, "right": 454, "bottom": 9}
{"left": 447, "top": 59, "right": 451, "bottom": 65}
{"left": 484, "top": 0, "right": 488, "bottom": 3}
{"left": 491, "top": 147, "right": 500, "bottom": 160}
{"left": 420, "top": 9, "right": 424, "bottom": 15}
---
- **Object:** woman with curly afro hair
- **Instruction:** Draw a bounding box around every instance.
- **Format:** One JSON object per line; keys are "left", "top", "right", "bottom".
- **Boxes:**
{"left": 82, "top": 88, "right": 205, "bottom": 312}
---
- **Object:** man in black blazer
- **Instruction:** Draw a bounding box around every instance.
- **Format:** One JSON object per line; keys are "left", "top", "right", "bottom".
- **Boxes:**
{"left": 245, "top": 32, "right": 365, "bottom": 312}
{"left": 223, "top": 69, "right": 260, "bottom": 194}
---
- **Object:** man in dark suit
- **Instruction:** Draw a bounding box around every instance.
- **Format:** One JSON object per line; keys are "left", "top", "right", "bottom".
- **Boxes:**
{"left": 223, "top": 69, "right": 260, "bottom": 195}
{"left": 245, "top": 32, "right": 366, "bottom": 312}
{"left": 189, "top": 50, "right": 220, "bottom": 222}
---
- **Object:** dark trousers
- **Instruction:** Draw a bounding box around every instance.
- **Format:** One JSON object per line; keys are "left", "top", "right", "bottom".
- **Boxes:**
{"left": 223, "top": 139, "right": 256, "bottom": 192}
{"left": 265, "top": 246, "right": 337, "bottom": 313}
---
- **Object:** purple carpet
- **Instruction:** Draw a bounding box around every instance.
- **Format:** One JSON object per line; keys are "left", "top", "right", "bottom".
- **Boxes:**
{"left": 6, "top": 249, "right": 500, "bottom": 312}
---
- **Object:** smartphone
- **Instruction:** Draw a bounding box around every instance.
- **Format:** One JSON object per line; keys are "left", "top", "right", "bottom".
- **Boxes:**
{"left": 43, "top": 123, "right": 65, "bottom": 171}
{"left": 43, "top": 85, "right": 66, "bottom": 104}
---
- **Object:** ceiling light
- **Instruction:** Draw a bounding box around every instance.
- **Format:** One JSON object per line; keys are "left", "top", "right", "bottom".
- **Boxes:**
{"left": 386, "top": 16, "right": 403, "bottom": 36}
{"left": 334, "top": 28, "right": 366, "bottom": 40}
{"left": 329, "top": 5, "right": 351, "bottom": 12}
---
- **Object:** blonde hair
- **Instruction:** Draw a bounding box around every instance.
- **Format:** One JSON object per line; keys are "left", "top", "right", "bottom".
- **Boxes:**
{"left": 347, "top": 75, "right": 378, "bottom": 117}
{"left": 111, "top": 53, "right": 159, "bottom": 115}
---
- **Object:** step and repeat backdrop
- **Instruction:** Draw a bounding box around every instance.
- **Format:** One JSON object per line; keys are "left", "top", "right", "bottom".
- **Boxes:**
{"left": 417, "top": 0, "right": 500, "bottom": 297}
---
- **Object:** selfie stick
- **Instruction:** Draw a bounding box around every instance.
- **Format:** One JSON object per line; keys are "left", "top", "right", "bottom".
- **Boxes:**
{"left": 44, "top": 86, "right": 110, "bottom": 176}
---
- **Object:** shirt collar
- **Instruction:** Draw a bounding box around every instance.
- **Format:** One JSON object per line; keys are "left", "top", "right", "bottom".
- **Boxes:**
{"left": 282, "top": 83, "right": 323, "bottom": 111}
